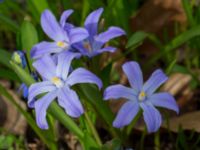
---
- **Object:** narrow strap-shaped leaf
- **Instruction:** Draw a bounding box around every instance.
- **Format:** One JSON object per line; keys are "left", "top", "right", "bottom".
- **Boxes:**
{"left": 149, "top": 25, "right": 200, "bottom": 66}
{"left": 0, "top": 49, "right": 12, "bottom": 68}
{"left": 20, "top": 20, "right": 38, "bottom": 68}
{"left": 0, "top": 14, "right": 19, "bottom": 32}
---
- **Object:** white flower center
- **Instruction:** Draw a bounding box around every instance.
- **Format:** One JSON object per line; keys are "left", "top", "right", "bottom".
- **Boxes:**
{"left": 56, "top": 41, "right": 69, "bottom": 49}
{"left": 138, "top": 91, "right": 146, "bottom": 101}
{"left": 51, "top": 77, "right": 64, "bottom": 88}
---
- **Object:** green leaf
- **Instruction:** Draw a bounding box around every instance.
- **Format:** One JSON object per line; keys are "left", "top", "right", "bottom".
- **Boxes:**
{"left": 166, "top": 59, "right": 177, "bottom": 75}
{"left": 81, "top": 0, "right": 90, "bottom": 25}
{"left": 0, "top": 49, "right": 12, "bottom": 68}
{"left": 149, "top": 25, "right": 200, "bottom": 65}
{"left": 0, "top": 135, "right": 15, "bottom": 149}
{"left": 27, "top": 0, "right": 49, "bottom": 21}
{"left": 100, "top": 63, "right": 112, "bottom": 87}
{"left": 101, "top": 138, "right": 122, "bottom": 150}
{"left": 30, "top": 0, "right": 49, "bottom": 14}
{"left": 126, "top": 31, "right": 148, "bottom": 48}
{"left": 0, "top": 14, "right": 19, "bottom": 32}
{"left": 182, "top": 0, "right": 195, "bottom": 27}
{"left": 48, "top": 101, "right": 84, "bottom": 139}
{"left": 0, "top": 69, "right": 19, "bottom": 81}
{"left": 20, "top": 20, "right": 38, "bottom": 66}
{"left": 81, "top": 131, "right": 99, "bottom": 150}
{"left": 79, "top": 84, "right": 114, "bottom": 126}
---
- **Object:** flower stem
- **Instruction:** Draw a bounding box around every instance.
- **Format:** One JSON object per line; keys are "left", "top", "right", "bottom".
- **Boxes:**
{"left": 48, "top": 101, "right": 84, "bottom": 139}
{"left": 84, "top": 111, "right": 102, "bottom": 147}
{"left": 126, "top": 109, "right": 142, "bottom": 135}
{"left": 154, "top": 130, "right": 160, "bottom": 150}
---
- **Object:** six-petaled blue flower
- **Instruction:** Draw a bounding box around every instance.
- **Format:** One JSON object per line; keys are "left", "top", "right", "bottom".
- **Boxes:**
{"left": 28, "top": 52, "right": 102, "bottom": 129}
{"left": 73, "top": 8, "right": 126, "bottom": 57}
{"left": 30, "top": 9, "right": 89, "bottom": 59}
{"left": 104, "top": 61, "right": 179, "bottom": 132}
{"left": 19, "top": 7, "right": 179, "bottom": 133}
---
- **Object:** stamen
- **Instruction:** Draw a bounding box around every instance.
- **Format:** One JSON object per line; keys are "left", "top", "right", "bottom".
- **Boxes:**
{"left": 138, "top": 91, "right": 146, "bottom": 101}
{"left": 57, "top": 41, "right": 68, "bottom": 48}
{"left": 51, "top": 77, "right": 64, "bottom": 88}
{"left": 83, "top": 41, "right": 92, "bottom": 52}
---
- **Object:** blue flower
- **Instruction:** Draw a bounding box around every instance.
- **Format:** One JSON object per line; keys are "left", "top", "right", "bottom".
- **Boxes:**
{"left": 28, "top": 52, "right": 102, "bottom": 129}
{"left": 19, "top": 83, "right": 29, "bottom": 98}
{"left": 104, "top": 61, "right": 179, "bottom": 132}
{"left": 73, "top": 8, "right": 126, "bottom": 57}
{"left": 31, "top": 9, "right": 89, "bottom": 59}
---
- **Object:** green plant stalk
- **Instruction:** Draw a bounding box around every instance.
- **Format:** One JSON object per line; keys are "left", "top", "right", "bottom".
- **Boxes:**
{"left": 154, "top": 130, "right": 160, "bottom": 150}
{"left": 75, "top": 85, "right": 121, "bottom": 139}
{"left": 140, "top": 126, "right": 147, "bottom": 150}
{"left": 84, "top": 111, "right": 102, "bottom": 147}
{"left": 166, "top": 58, "right": 177, "bottom": 75}
{"left": 126, "top": 109, "right": 142, "bottom": 136}
{"left": 48, "top": 101, "right": 84, "bottom": 139}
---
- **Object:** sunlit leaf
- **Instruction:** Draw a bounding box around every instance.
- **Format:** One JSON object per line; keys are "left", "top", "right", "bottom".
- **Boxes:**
{"left": 126, "top": 31, "right": 148, "bottom": 48}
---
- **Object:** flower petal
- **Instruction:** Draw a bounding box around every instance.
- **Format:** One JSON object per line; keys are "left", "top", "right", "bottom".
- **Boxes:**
{"left": 140, "top": 103, "right": 162, "bottom": 132}
{"left": 33, "top": 55, "right": 56, "bottom": 80}
{"left": 35, "top": 91, "right": 57, "bottom": 129}
{"left": 122, "top": 61, "right": 143, "bottom": 91}
{"left": 104, "top": 84, "right": 137, "bottom": 101}
{"left": 41, "top": 9, "right": 68, "bottom": 41}
{"left": 143, "top": 69, "right": 168, "bottom": 96}
{"left": 31, "top": 41, "right": 63, "bottom": 59}
{"left": 113, "top": 101, "right": 139, "bottom": 128}
{"left": 60, "top": 9, "right": 73, "bottom": 28}
{"left": 58, "top": 86, "right": 84, "bottom": 117}
{"left": 28, "top": 81, "right": 56, "bottom": 108}
{"left": 90, "top": 46, "right": 116, "bottom": 57}
{"left": 67, "top": 68, "right": 102, "bottom": 89}
{"left": 84, "top": 8, "right": 103, "bottom": 36}
{"left": 56, "top": 51, "right": 81, "bottom": 80}
{"left": 95, "top": 26, "right": 125, "bottom": 43}
{"left": 72, "top": 43, "right": 88, "bottom": 55}
{"left": 69, "top": 27, "right": 89, "bottom": 44}
{"left": 64, "top": 23, "right": 74, "bottom": 32}
{"left": 149, "top": 92, "right": 179, "bottom": 113}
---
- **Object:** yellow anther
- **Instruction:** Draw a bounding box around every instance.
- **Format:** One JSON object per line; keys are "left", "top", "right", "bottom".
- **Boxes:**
{"left": 138, "top": 91, "right": 146, "bottom": 101}
{"left": 57, "top": 41, "right": 68, "bottom": 48}
{"left": 51, "top": 77, "right": 60, "bottom": 83}
{"left": 51, "top": 77, "right": 64, "bottom": 88}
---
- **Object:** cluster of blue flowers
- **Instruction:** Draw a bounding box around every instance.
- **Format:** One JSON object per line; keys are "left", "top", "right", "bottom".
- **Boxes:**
{"left": 21, "top": 8, "right": 178, "bottom": 133}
